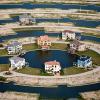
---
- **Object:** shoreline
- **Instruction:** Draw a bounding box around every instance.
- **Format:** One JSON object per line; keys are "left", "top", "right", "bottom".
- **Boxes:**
{"left": 0, "top": 0, "right": 100, "bottom": 5}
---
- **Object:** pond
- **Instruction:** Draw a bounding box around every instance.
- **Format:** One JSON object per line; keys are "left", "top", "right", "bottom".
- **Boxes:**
{"left": 0, "top": 50, "right": 77, "bottom": 69}
{"left": 0, "top": 30, "right": 100, "bottom": 43}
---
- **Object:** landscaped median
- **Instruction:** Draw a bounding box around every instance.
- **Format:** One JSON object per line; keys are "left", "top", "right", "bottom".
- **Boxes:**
{"left": 16, "top": 67, "right": 41, "bottom": 75}
{"left": 0, "top": 42, "right": 68, "bottom": 56}
{"left": 63, "top": 67, "right": 87, "bottom": 75}
{"left": 0, "top": 64, "right": 10, "bottom": 72}
{"left": 51, "top": 43, "right": 68, "bottom": 50}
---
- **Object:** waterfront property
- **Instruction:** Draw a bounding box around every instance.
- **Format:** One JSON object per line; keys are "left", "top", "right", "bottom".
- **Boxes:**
{"left": 37, "top": 35, "right": 51, "bottom": 50}
{"left": 19, "top": 13, "right": 35, "bottom": 25}
{"left": 62, "top": 30, "right": 76, "bottom": 40}
{"left": 44, "top": 60, "right": 61, "bottom": 75}
{"left": 6, "top": 41, "right": 22, "bottom": 55}
{"left": 77, "top": 55, "right": 92, "bottom": 68}
{"left": 9, "top": 56, "right": 25, "bottom": 70}
{"left": 70, "top": 40, "right": 86, "bottom": 52}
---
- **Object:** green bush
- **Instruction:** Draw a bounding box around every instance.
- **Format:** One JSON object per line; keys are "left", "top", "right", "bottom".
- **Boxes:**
{"left": 0, "top": 76, "right": 6, "bottom": 81}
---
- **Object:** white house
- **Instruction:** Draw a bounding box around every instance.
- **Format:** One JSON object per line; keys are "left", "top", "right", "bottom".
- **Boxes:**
{"left": 44, "top": 60, "right": 61, "bottom": 75}
{"left": 7, "top": 41, "right": 22, "bottom": 54}
{"left": 9, "top": 56, "right": 25, "bottom": 70}
{"left": 77, "top": 56, "right": 92, "bottom": 68}
{"left": 62, "top": 30, "right": 76, "bottom": 40}
{"left": 70, "top": 40, "right": 86, "bottom": 51}
{"left": 19, "top": 14, "right": 35, "bottom": 25}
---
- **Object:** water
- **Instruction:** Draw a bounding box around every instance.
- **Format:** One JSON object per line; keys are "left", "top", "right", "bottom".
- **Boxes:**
{"left": 23, "top": 50, "right": 77, "bottom": 68}
{"left": 0, "top": 3, "right": 100, "bottom": 12}
{"left": 0, "top": 30, "right": 100, "bottom": 43}
{"left": 0, "top": 15, "right": 100, "bottom": 28}
{"left": 0, "top": 82, "right": 100, "bottom": 99}
{"left": 0, "top": 50, "right": 77, "bottom": 68}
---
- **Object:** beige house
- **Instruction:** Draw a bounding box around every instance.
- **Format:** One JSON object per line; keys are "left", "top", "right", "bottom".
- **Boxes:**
{"left": 37, "top": 35, "right": 51, "bottom": 49}
{"left": 70, "top": 40, "right": 86, "bottom": 51}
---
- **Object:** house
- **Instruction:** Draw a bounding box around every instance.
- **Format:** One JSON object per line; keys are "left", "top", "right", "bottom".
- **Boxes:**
{"left": 70, "top": 40, "right": 86, "bottom": 51}
{"left": 77, "top": 55, "right": 92, "bottom": 68}
{"left": 44, "top": 60, "right": 61, "bottom": 75}
{"left": 37, "top": 35, "right": 51, "bottom": 49}
{"left": 7, "top": 41, "right": 22, "bottom": 54}
{"left": 62, "top": 30, "right": 76, "bottom": 40}
{"left": 19, "top": 14, "right": 35, "bottom": 25}
{"left": 9, "top": 56, "right": 25, "bottom": 70}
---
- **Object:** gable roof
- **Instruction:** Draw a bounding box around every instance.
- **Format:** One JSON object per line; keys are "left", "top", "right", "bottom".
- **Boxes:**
{"left": 37, "top": 35, "right": 51, "bottom": 41}
{"left": 70, "top": 40, "right": 84, "bottom": 46}
{"left": 45, "top": 60, "right": 60, "bottom": 65}
{"left": 7, "top": 41, "right": 22, "bottom": 48}
{"left": 10, "top": 56, "right": 25, "bottom": 63}
{"left": 78, "top": 55, "right": 91, "bottom": 61}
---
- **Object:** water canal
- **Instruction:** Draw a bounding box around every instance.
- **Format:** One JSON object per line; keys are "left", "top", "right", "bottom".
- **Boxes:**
{"left": 0, "top": 30, "right": 100, "bottom": 43}
{"left": 0, "top": 3, "right": 100, "bottom": 12}
{"left": 0, "top": 16, "right": 100, "bottom": 28}
{"left": 0, "top": 82, "right": 100, "bottom": 99}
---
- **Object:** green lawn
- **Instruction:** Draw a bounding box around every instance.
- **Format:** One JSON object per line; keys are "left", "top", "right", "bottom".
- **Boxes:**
{"left": 0, "top": 64, "right": 10, "bottom": 72}
{"left": 51, "top": 43, "right": 67, "bottom": 50}
{"left": 23, "top": 43, "right": 38, "bottom": 51}
{"left": 0, "top": 49, "right": 8, "bottom": 56}
{"left": 17, "top": 67, "right": 41, "bottom": 75}
{"left": 63, "top": 67, "right": 87, "bottom": 75}
{"left": 77, "top": 50, "right": 100, "bottom": 66}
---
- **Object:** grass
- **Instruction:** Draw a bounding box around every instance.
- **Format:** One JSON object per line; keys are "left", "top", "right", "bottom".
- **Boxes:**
{"left": 0, "top": 49, "right": 8, "bottom": 56}
{"left": 63, "top": 67, "right": 87, "bottom": 75}
{"left": 17, "top": 67, "right": 53, "bottom": 76}
{"left": 23, "top": 43, "right": 38, "bottom": 51}
{"left": 17, "top": 67, "right": 41, "bottom": 75}
{"left": 77, "top": 50, "right": 100, "bottom": 66}
{"left": 0, "top": 64, "right": 10, "bottom": 72}
{"left": 51, "top": 43, "right": 67, "bottom": 50}
{"left": 40, "top": 69, "right": 53, "bottom": 76}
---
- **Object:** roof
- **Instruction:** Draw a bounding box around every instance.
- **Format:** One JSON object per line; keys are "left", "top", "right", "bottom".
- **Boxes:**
{"left": 78, "top": 55, "right": 91, "bottom": 61}
{"left": 45, "top": 60, "right": 60, "bottom": 65}
{"left": 10, "top": 56, "right": 25, "bottom": 63}
{"left": 70, "top": 40, "right": 84, "bottom": 46}
{"left": 19, "top": 14, "right": 32, "bottom": 19}
{"left": 37, "top": 35, "right": 50, "bottom": 41}
{"left": 63, "top": 30, "right": 75, "bottom": 34}
{"left": 7, "top": 41, "right": 22, "bottom": 47}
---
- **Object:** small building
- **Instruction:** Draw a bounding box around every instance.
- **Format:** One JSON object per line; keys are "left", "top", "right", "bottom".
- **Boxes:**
{"left": 70, "top": 40, "right": 86, "bottom": 51}
{"left": 44, "top": 60, "right": 61, "bottom": 75}
{"left": 77, "top": 56, "right": 92, "bottom": 68}
{"left": 37, "top": 35, "right": 51, "bottom": 50}
{"left": 19, "top": 14, "right": 35, "bottom": 25}
{"left": 9, "top": 56, "right": 25, "bottom": 70}
{"left": 62, "top": 30, "right": 76, "bottom": 40}
{"left": 7, "top": 41, "right": 22, "bottom": 54}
